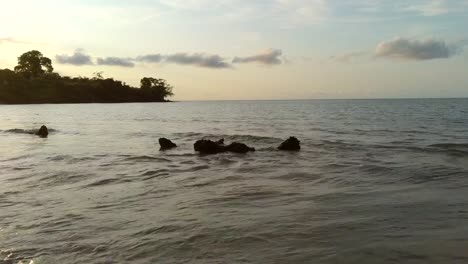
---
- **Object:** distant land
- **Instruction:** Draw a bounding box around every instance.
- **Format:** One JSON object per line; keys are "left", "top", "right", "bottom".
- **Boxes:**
{"left": 0, "top": 50, "right": 174, "bottom": 104}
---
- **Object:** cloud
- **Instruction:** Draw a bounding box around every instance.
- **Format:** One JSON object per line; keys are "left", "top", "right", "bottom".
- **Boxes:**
{"left": 135, "top": 54, "right": 164, "bottom": 63}
{"left": 330, "top": 51, "right": 368, "bottom": 63}
{"left": 403, "top": 0, "right": 464, "bottom": 16}
{"left": 233, "top": 49, "right": 283, "bottom": 65}
{"left": 375, "top": 37, "right": 462, "bottom": 60}
{"left": 274, "top": 0, "right": 329, "bottom": 26}
{"left": 52, "top": 48, "right": 289, "bottom": 69}
{"left": 0, "top": 37, "right": 31, "bottom": 44}
{"left": 165, "top": 53, "right": 231, "bottom": 69}
{"left": 97, "top": 57, "right": 135, "bottom": 67}
{"left": 56, "top": 50, "right": 94, "bottom": 66}
{"left": 158, "top": 0, "right": 330, "bottom": 27}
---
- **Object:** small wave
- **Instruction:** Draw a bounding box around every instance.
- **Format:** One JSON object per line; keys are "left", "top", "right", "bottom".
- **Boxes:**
{"left": 4, "top": 128, "right": 36, "bottom": 135}
{"left": 139, "top": 169, "right": 170, "bottom": 180}
{"left": 47, "top": 155, "right": 73, "bottom": 161}
{"left": 430, "top": 143, "right": 468, "bottom": 149}
{"left": 0, "top": 249, "right": 35, "bottom": 264}
{"left": 133, "top": 225, "right": 181, "bottom": 237}
{"left": 173, "top": 132, "right": 281, "bottom": 143}
{"left": 174, "top": 165, "right": 210, "bottom": 173}
{"left": 12, "top": 167, "right": 31, "bottom": 171}
{"left": 120, "top": 155, "right": 171, "bottom": 163}
{"left": 428, "top": 143, "right": 468, "bottom": 156}
{"left": 140, "top": 169, "right": 170, "bottom": 177}
{"left": 84, "top": 178, "right": 121, "bottom": 188}
{"left": 2, "top": 128, "right": 57, "bottom": 135}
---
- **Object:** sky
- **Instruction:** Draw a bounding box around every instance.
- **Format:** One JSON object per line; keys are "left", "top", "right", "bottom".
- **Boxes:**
{"left": 0, "top": 0, "right": 467, "bottom": 100}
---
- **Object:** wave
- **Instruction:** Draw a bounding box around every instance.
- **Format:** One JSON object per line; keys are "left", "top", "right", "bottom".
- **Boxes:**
{"left": 429, "top": 143, "right": 468, "bottom": 149}
{"left": 308, "top": 139, "right": 468, "bottom": 157}
{"left": 2, "top": 128, "right": 57, "bottom": 135}
{"left": 84, "top": 178, "right": 121, "bottom": 188}
{"left": 173, "top": 132, "right": 282, "bottom": 143}
{"left": 428, "top": 143, "right": 468, "bottom": 156}
{"left": 119, "top": 155, "right": 171, "bottom": 163}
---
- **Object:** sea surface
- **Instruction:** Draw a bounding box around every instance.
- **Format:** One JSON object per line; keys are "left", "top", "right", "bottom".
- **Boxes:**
{"left": 1, "top": 99, "right": 468, "bottom": 264}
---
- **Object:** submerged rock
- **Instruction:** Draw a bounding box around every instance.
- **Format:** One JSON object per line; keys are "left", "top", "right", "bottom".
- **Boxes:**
{"left": 225, "top": 142, "right": 256, "bottom": 153}
{"left": 278, "top": 137, "right": 300, "bottom": 151}
{"left": 159, "top": 138, "right": 177, "bottom": 150}
{"left": 35, "top": 125, "right": 49, "bottom": 138}
{"left": 194, "top": 139, "right": 226, "bottom": 154}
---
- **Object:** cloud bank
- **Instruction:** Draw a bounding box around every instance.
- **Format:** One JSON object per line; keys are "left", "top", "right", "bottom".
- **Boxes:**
{"left": 56, "top": 50, "right": 93, "bottom": 65}
{"left": 135, "top": 54, "right": 164, "bottom": 63}
{"left": 233, "top": 49, "right": 283, "bottom": 65}
{"left": 55, "top": 49, "right": 286, "bottom": 69}
{"left": 97, "top": 57, "right": 135, "bottom": 67}
{"left": 165, "top": 53, "right": 231, "bottom": 69}
{"left": 375, "top": 37, "right": 460, "bottom": 60}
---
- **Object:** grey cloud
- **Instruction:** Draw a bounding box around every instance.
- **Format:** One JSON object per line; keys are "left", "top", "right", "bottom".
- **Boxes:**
{"left": 165, "top": 53, "right": 231, "bottom": 69}
{"left": 50, "top": 49, "right": 289, "bottom": 69}
{"left": 375, "top": 37, "right": 461, "bottom": 60}
{"left": 56, "top": 50, "right": 94, "bottom": 66}
{"left": 97, "top": 57, "right": 135, "bottom": 67}
{"left": 233, "top": 49, "right": 283, "bottom": 65}
{"left": 135, "top": 54, "right": 164, "bottom": 63}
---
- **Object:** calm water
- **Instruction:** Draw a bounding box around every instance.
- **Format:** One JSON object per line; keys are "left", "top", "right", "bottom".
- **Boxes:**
{"left": 1, "top": 99, "right": 468, "bottom": 264}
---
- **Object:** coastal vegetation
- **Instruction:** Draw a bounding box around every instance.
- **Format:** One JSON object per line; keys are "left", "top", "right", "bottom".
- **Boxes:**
{"left": 0, "top": 50, "right": 174, "bottom": 104}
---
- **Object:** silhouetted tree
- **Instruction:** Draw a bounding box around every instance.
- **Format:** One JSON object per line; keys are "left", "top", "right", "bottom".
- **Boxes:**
{"left": 14, "top": 50, "right": 53, "bottom": 78}
{"left": 0, "top": 51, "right": 175, "bottom": 104}
{"left": 93, "top": 71, "right": 104, "bottom": 80}
{"left": 140, "top": 77, "right": 174, "bottom": 101}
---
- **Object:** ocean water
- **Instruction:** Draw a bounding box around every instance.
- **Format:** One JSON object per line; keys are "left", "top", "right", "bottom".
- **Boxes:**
{"left": 1, "top": 99, "right": 468, "bottom": 264}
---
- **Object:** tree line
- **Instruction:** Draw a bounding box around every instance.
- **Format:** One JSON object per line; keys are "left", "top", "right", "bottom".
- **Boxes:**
{"left": 0, "top": 50, "right": 174, "bottom": 104}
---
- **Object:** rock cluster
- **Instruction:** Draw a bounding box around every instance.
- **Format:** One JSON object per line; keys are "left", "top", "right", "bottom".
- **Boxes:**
{"left": 194, "top": 139, "right": 256, "bottom": 154}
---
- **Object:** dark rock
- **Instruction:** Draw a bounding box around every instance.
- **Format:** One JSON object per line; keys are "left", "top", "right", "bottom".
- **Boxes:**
{"left": 278, "top": 137, "right": 300, "bottom": 151}
{"left": 225, "top": 142, "right": 256, "bottom": 153}
{"left": 159, "top": 138, "right": 177, "bottom": 150}
{"left": 35, "top": 125, "right": 49, "bottom": 138}
{"left": 194, "top": 139, "right": 256, "bottom": 154}
{"left": 194, "top": 139, "right": 226, "bottom": 154}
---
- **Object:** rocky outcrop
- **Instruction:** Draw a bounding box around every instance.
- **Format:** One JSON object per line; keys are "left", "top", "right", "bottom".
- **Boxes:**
{"left": 278, "top": 137, "right": 300, "bottom": 151}
{"left": 194, "top": 139, "right": 255, "bottom": 154}
{"left": 35, "top": 125, "right": 49, "bottom": 138}
{"left": 159, "top": 138, "right": 177, "bottom": 150}
{"left": 225, "top": 142, "right": 256, "bottom": 153}
{"left": 194, "top": 139, "right": 226, "bottom": 154}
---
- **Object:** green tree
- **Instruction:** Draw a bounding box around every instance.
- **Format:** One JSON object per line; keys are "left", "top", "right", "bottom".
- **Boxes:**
{"left": 14, "top": 50, "right": 53, "bottom": 77}
{"left": 140, "top": 77, "right": 174, "bottom": 101}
